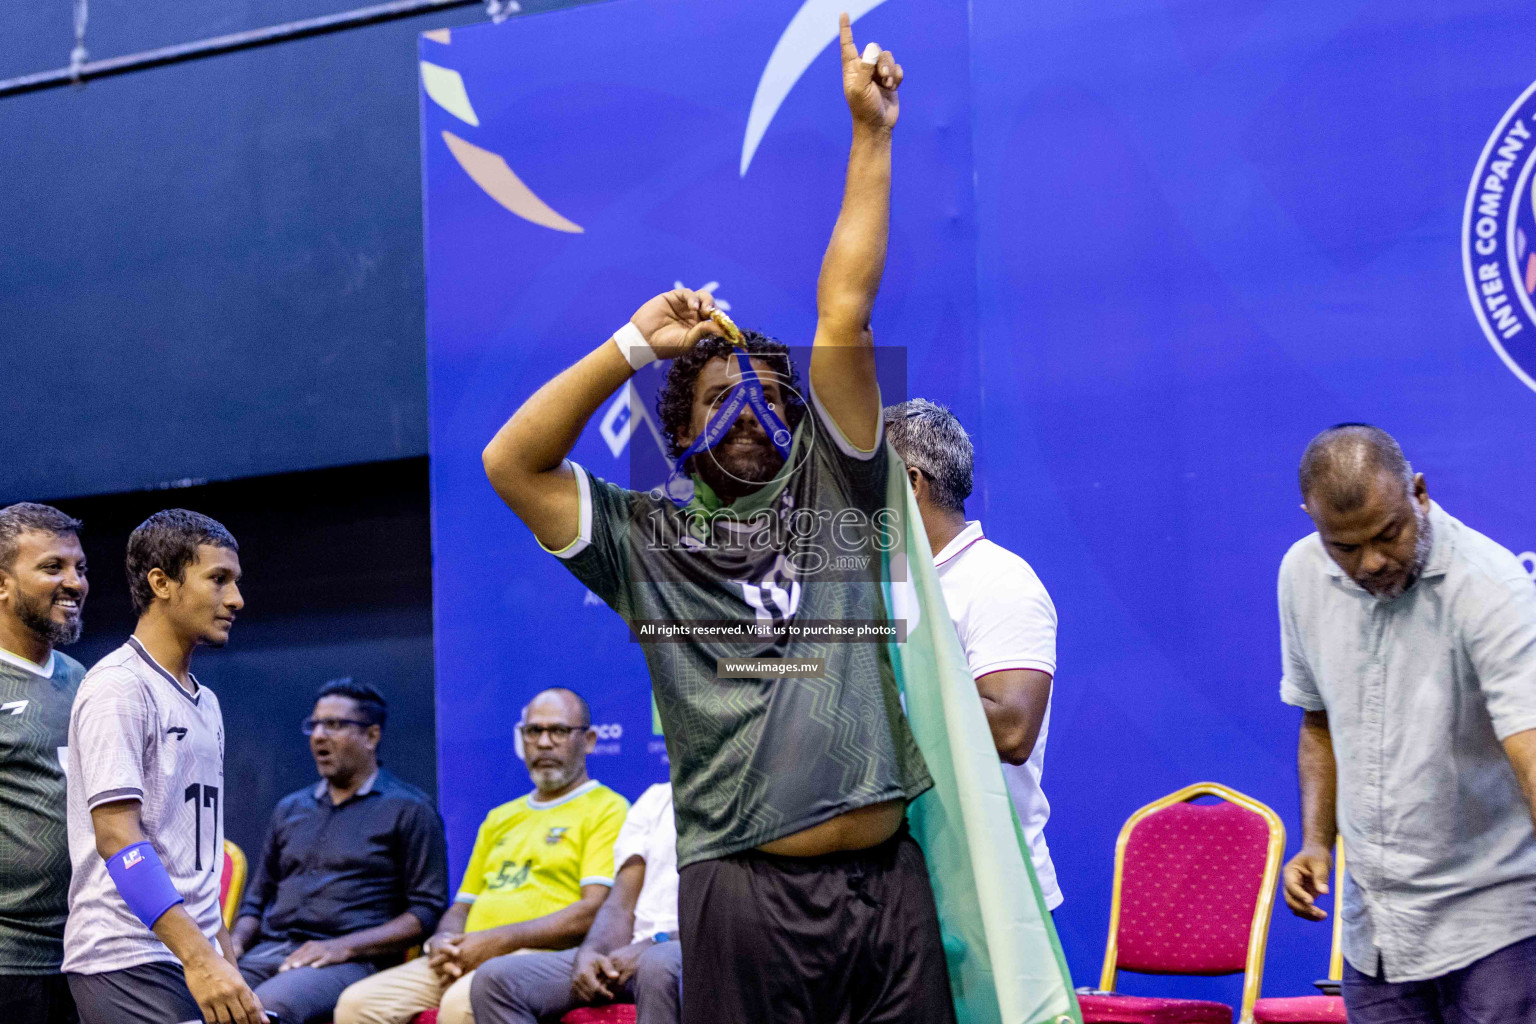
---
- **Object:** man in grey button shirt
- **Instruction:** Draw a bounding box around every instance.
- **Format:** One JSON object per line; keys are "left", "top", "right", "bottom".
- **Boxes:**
{"left": 1278, "top": 424, "right": 1536, "bottom": 1022}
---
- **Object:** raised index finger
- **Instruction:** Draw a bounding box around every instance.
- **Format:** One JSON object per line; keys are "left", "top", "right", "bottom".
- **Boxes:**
{"left": 839, "top": 12, "right": 858, "bottom": 63}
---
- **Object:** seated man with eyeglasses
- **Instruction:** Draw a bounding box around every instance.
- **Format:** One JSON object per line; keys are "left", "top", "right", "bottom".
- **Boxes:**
{"left": 230, "top": 680, "right": 450, "bottom": 1024}
{"left": 334, "top": 687, "right": 628, "bottom": 1024}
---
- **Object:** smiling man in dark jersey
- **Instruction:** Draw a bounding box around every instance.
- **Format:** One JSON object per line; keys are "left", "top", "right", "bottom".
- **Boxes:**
{"left": 0, "top": 503, "right": 90, "bottom": 1024}
{"left": 482, "top": 17, "right": 952, "bottom": 1024}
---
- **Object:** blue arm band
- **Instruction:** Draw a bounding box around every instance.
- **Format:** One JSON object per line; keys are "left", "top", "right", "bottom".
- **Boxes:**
{"left": 106, "top": 841, "right": 184, "bottom": 930}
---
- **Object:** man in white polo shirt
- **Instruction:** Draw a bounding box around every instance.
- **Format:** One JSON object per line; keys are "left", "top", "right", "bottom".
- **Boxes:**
{"left": 885, "top": 399, "right": 1062, "bottom": 911}
{"left": 469, "top": 782, "right": 682, "bottom": 1024}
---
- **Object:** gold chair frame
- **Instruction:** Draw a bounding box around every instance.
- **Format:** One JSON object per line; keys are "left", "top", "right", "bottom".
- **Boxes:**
{"left": 1098, "top": 782, "right": 1287, "bottom": 1024}
{"left": 221, "top": 838, "right": 248, "bottom": 929}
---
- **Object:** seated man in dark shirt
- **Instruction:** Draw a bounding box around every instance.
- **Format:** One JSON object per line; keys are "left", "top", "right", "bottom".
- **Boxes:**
{"left": 231, "top": 680, "right": 449, "bottom": 1024}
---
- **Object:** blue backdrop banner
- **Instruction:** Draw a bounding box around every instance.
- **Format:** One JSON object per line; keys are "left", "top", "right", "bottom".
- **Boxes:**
{"left": 425, "top": 0, "right": 1536, "bottom": 1003}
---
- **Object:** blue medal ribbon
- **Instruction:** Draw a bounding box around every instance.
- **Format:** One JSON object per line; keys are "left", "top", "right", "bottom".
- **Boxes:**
{"left": 663, "top": 349, "right": 793, "bottom": 505}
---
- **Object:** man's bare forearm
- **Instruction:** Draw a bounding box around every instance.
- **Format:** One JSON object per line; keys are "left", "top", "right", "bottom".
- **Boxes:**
{"left": 480, "top": 894, "right": 605, "bottom": 956}
{"left": 816, "top": 126, "right": 893, "bottom": 337}
{"left": 482, "top": 338, "right": 634, "bottom": 547}
{"left": 231, "top": 915, "right": 259, "bottom": 955}
{"left": 484, "top": 340, "right": 633, "bottom": 492}
{"left": 336, "top": 911, "right": 426, "bottom": 959}
{"left": 810, "top": 126, "right": 891, "bottom": 448}
{"left": 154, "top": 905, "right": 224, "bottom": 968}
{"left": 578, "top": 862, "right": 644, "bottom": 958}
{"left": 976, "top": 670, "right": 1052, "bottom": 767}
{"left": 430, "top": 901, "right": 471, "bottom": 944}
{"left": 1502, "top": 728, "right": 1536, "bottom": 832}
{"left": 215, "top": 924, "right": 240, "bottom": 967}
{"left": 1298, "top": 709, "right": 1338, "bottom": 851}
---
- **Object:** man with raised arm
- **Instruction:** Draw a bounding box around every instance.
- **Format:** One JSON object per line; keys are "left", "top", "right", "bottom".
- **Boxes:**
{"left": 63, "top": 510, "right": 265, "bottom": 1024}
{"left": 482, "top": 17, "right": 953, "bottom": 1024}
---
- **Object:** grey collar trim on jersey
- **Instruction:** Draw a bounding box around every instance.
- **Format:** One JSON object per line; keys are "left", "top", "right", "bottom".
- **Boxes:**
{"left": 127, "top": 636, "right": 200, "bottom": 705}
{"left": 313, "top": 768, "right": 381, "bottom": 803}
{"left": 0, "top": 645, "right": 54, "bottom": 678}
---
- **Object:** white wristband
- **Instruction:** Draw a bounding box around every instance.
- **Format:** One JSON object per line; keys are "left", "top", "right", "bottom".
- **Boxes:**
{"left": 612, "top": 322, "right": 657, "bottom": 371}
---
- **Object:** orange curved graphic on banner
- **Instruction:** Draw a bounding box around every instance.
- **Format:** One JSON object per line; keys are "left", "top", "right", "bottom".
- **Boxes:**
{"left": 441, "top": 130, "right": 584, "bottom": 234}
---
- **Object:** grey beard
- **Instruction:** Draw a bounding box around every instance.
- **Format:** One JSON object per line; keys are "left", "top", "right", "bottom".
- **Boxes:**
{"left": 531, "top": 763, "right": 581, "bottom": 795}
{"left": 1409, "top": 504, "right": 1434, "bottom": 584}
{"left": 15, "top": 591, "right": 82, "bottom": 646}
{"left": 1370, "top": 504, "right": 1434, "bottom": 602}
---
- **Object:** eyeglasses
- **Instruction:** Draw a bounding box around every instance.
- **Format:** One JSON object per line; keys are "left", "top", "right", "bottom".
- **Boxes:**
{"left": 519, "top": 724, "right": 586, "bottom": 742}
{"left": 301, "top": 717, "right": 372, "bottom": 736}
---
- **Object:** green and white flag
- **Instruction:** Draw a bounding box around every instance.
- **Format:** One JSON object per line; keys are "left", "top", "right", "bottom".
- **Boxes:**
{"left": 883, "top": 458, "right": 1081, "bottom": 1024}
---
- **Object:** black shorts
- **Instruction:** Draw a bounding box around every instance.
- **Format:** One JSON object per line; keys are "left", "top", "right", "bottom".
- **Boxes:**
{"left": 0, "top": 972, "right": 79, "bottom": 1024}
{"left": 67, "top": 961, "right": 200, "bottom": 1024}
{"left": 678, "top": 825, "right": 956, "bottom": 1024}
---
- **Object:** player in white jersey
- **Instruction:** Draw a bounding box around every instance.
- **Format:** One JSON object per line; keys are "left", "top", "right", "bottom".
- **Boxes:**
{"left": 64, "top": 510, "right": 267, "bottom": 1024}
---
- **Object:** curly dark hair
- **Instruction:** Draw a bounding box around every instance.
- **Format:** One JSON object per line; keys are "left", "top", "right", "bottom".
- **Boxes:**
{"left": 655, "top": 332, "right": 806, "bottom": 458}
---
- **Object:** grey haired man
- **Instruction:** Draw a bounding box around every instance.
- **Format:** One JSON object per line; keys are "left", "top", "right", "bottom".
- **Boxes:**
{"left": 884, "top": 400, "right": 1063, "bottom": 910}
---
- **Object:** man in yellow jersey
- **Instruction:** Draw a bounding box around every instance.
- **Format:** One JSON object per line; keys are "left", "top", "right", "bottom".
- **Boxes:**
{"left": 334, "top": 688, "right": 628, "bottom": 1024}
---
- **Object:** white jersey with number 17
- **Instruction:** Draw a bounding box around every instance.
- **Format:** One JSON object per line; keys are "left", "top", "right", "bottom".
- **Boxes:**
{"left": 63, "top": 637, "right": 226, "bottom": 975}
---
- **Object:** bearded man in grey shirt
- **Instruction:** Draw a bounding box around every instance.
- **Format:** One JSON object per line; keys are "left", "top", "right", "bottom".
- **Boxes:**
{"left": 1278, "top": 424, "right": 1536, "bottom": 1023}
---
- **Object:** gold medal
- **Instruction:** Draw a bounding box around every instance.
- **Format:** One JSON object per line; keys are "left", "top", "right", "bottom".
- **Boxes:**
{"left": 709, "top": 308, "right": 746, "bottom": 348}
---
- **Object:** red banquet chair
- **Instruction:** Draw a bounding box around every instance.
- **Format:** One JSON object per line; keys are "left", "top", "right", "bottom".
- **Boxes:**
{"left": 1251, "top": 840, "right": 1346, "bottom": 1024}
{"left": 410, "top": 1007, "right": 636, "bottom": 1024}
{"left": 219, "top": 839, "right": 248, "bottom": 930}
{"left": 1076, "top": 782, "right": 1286, "bottom": 1024}
{"left": 562, "top": 1007, "right": 637, "bottom": 1023}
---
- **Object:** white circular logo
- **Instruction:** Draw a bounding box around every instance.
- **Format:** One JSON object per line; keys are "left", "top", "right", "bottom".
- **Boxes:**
{"left": 1463, "top": 80, "right": 1536, "bottom": 394}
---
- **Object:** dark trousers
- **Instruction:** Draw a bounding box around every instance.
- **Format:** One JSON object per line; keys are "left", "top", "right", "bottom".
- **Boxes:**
{"left": 470, "top": 942, "right": 682, "bottom": 1024}
{"left": 238, "top": 939, "right": 376, "bottom": 1024}
{"left": 1343, "top": 933, "right": 1536, "bottom": 1024}
{"left": 677, "top": 826, "right": 955, "bottom": 1024}
{"left": 68, "top": 961, "right": 200, "bottom": 1024}
{"left": 0, "top": 973, "right": 78, "bottom": 1024}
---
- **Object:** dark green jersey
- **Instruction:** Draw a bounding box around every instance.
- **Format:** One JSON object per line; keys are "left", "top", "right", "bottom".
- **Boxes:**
{"left": 0, "top": 648, "right": 83, "bottom": 972}
{"left": 550, "top": 393, "right": 931, "bottom": 867}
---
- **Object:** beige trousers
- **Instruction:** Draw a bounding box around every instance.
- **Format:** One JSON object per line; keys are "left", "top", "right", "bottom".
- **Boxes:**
{"left": 332, "top": 956, "right": 477, "bottom": 1024}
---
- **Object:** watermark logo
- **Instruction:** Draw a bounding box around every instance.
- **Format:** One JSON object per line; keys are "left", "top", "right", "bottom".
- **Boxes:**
{"left": 1463, "top": 83, "right": 1536, "bottom": 394}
